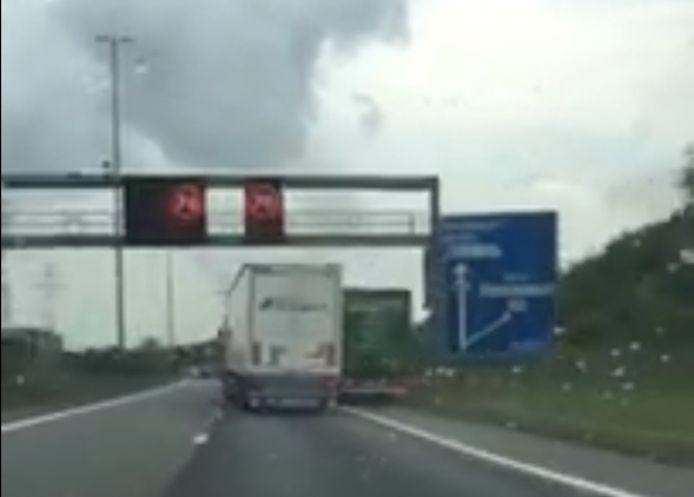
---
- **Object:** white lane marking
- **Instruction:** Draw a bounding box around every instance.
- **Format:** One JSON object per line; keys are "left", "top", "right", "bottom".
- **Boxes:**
{"left": 342, "top": 407, "right": 649, "bottom": 497}
{"left": 193, "top": 433, "right": 209, "bottom": 445}
{"left": 1, "top": 381, "right": 188, "bottom": 435}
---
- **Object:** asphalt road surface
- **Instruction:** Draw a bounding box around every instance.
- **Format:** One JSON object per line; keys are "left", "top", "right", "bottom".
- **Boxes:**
{"left": 164, "top": 406, "right": 580, "bottom": 497}
{"left": 3, "top": 380, "right": 693, "bottom": 497}
{"left": 2, "top": 380, "right": 218, "bottom": 497}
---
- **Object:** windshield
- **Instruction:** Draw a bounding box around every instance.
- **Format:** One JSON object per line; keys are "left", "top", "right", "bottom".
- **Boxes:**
{"left": 2, "top": 1, "right": 693, "bottom": 497}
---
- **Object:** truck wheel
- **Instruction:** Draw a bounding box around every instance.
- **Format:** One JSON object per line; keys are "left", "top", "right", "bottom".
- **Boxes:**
{"left": 223, "top": 388, "right": 236, "bottom": 403}
{"left": 242, "top": 395, "right": 262, "bottom": 413}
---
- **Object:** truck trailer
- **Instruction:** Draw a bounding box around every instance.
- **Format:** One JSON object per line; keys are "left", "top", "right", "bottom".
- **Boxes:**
{"left": 219, "top": 264, "right": 342, "bottom": 411}
{"left": 339, "top": 288, "right": 416, "bottom": 403}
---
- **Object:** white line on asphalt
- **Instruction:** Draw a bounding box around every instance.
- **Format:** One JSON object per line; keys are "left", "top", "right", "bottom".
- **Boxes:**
{"left": 1, "top": 381, "right": 188, "bottom": 435}
{"left": 342, "top": 407, "right": 649, "bottom": 497}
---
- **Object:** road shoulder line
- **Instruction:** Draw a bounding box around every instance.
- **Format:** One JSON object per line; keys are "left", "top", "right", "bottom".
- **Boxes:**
{"left": 1, "top": 380, "right": 188, "bottom": 434}
{"left": 342, "top": 406, "right": 647, "bottom": 497}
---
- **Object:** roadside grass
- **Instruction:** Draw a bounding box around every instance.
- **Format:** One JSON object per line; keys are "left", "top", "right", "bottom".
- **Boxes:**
{"left": 404, "top": 345, "right": 694, "bottom": 465}
{"left": 1, "top": 372, "right": 175, "bottom": 423}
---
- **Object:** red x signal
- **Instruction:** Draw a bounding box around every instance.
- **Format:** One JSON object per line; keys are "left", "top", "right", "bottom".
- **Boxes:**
{"left": 167, "top": 183, "right": 205, "bottom": 224}
{"left": 125, "top": 178, "right": 207, "bottom": 245}
{"left": 244, "top": 179, "right": 284, "bottom": 240}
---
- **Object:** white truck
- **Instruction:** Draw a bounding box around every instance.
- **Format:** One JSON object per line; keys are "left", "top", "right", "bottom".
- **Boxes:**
{"left": 219, "top": 264, "right": 343, "bottom": 411}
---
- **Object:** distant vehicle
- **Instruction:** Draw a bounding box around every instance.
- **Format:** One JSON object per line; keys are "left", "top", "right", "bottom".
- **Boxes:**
{"left": 219, "top": 264, "right": 343, "bottom": 412}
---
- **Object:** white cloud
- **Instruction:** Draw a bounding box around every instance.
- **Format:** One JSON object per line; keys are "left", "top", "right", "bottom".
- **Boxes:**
{"left": 308, "top": 0, "right": 693, "bottom": 258}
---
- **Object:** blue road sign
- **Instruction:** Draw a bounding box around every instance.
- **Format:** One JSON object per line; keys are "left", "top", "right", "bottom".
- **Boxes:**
{"left": 438, "top": 211, "right": 557, "bottom": 356}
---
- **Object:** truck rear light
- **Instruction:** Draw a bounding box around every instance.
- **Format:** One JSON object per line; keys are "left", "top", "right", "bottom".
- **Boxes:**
{"left": 321, "top": 375, "right": 339, "bottom": 393}
{"left": 252, "top": 341, "right": 261, "bottom": 365}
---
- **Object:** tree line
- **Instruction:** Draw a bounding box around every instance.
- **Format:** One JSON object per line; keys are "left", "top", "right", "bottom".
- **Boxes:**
{"left": 558, "top": 144, "right": 694, "bottom": 348}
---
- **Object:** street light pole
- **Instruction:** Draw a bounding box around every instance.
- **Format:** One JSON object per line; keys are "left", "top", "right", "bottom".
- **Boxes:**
{"left": 165, "top": 251, "right": 176, "bottom": 348}
{"left": 1, "top": 196, "right": 12, "bottom": 327}
{"left": 35, "top": 263, "right": 63, "bottom": 333}
{"left": 96, "top": 34, "right": 132, "bottom": 350}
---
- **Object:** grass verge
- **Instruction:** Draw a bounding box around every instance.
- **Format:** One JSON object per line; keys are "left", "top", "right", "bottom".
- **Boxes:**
{"left": 1, "top": 372, "right": 176, "bottom": 423}
{"left": 403, "top": 347, "right": 694, "bottom": 466}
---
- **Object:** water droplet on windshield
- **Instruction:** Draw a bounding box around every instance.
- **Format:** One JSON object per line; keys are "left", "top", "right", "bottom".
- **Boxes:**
{"left": 621, "top": 382, "right": 635, "bottom": 392}
{"left": 612, "top": 366, "right": 626, "bottom": 378}
{"left": 134, "top": 58, "right": 149, "bottom": 76}
{"left": 679, "top": 248, "right": 694, "bottom": 265}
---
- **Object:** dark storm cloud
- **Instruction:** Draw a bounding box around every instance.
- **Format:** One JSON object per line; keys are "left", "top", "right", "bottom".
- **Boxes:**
{"left": 1, "top": 0, "right": 407, "bottom": 173}
{"left": 1, "top": 1, "right": 109, "bottom": 173}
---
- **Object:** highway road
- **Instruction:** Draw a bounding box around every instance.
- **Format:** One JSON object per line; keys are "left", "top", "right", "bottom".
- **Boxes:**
{"left": 2, "top": 381, "right": 218, "bottom": 497}
{"left": 3, "top": 380, "right": 693, "bottom": 497}
{"left": 164, "top": 405, "right": 574, "bottom": 497}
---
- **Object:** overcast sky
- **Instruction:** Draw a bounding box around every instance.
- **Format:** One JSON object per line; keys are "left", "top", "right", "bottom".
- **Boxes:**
{"left": 2, "top": 0, "right": 693, "bottom": 349}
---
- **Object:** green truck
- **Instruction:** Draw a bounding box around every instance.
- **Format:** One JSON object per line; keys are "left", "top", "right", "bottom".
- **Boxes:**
{"left": 341, "top": 288, "right": 420, "bottom": 400}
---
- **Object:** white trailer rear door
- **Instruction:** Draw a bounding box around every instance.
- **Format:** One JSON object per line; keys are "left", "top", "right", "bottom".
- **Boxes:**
{"left": 253, "top": 268, "right": 338, "bottom": 372}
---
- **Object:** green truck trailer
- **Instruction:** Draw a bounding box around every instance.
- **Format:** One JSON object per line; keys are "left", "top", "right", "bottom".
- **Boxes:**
{"left": 342, "top": 288, "right": 421, "bottom": 397}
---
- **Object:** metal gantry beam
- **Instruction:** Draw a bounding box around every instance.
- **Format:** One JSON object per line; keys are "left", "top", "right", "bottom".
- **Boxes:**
{"left": 2, "top": 174, "right": 440, "bottom": 249}
{"left": 1, "top": 173, "right": 438, "bottom": 191}
{"left": 2, "top": 208, "right": 432, "bottom": 241}
{"left": 1, "top": 233, "right": 433, "bottom": 249}
{"left": 1, "top": 172, "right": 441, "bottom": 348}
